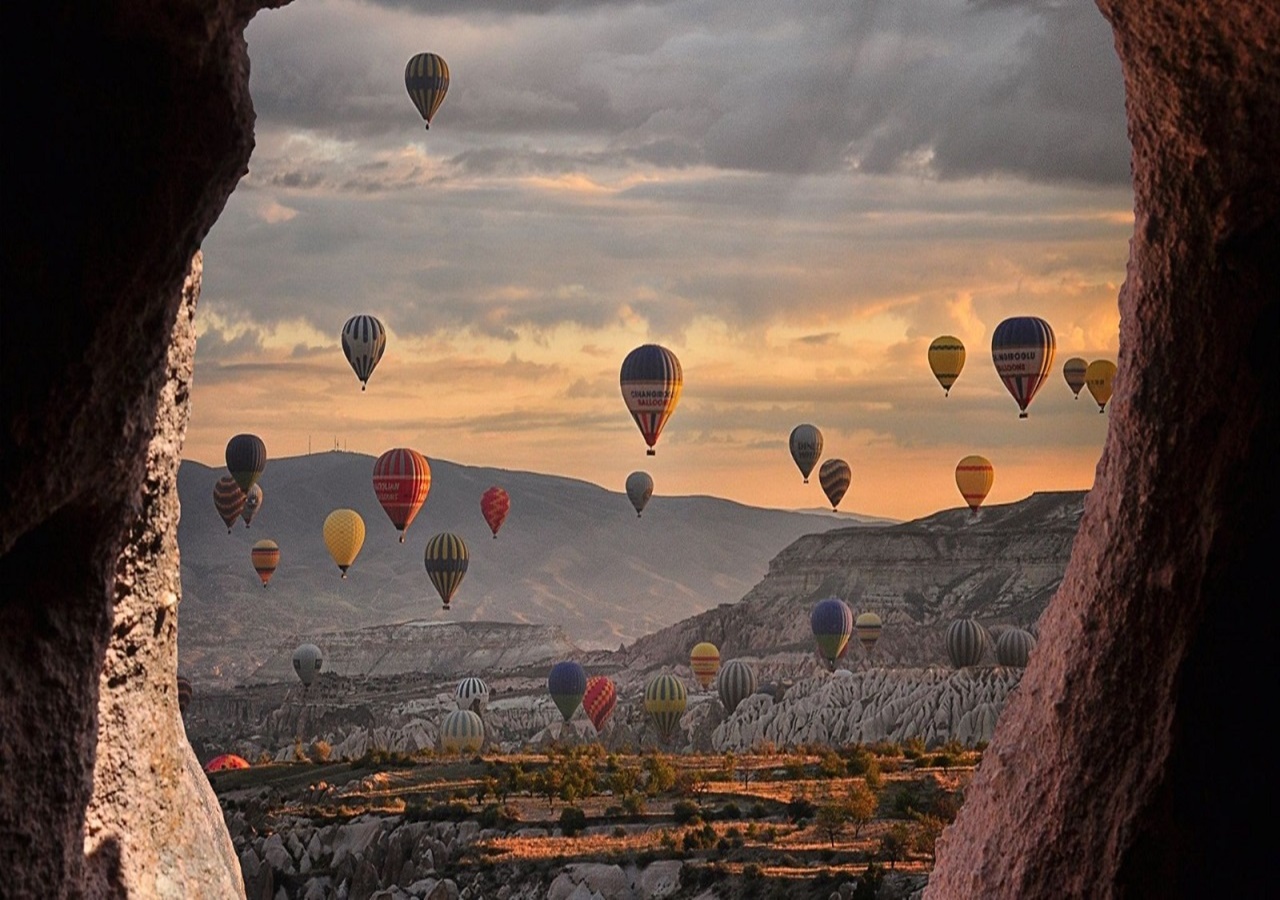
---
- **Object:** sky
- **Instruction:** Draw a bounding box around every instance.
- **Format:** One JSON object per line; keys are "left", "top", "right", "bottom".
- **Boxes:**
{"left": 187, "top": 0, "right": 1132, "bottom": 523}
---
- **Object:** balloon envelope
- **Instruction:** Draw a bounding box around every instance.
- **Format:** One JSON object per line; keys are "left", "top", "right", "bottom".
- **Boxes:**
{"left": 441, "top": 709, "right": 485, "bottom": 753}
{"left": 810, "top": 597, "right": 853, "bottom": 669}
{"left": 373, "top": 448, "right": 432, "bottom": 541}
{"left": 204, "top": 754, "right": 250, "bottom": 773}
{"left": 1062, "top": 357, "right": 1088, "bottom": 398}
{"left": 854, "top": 612, "right": 882, "bottom": 654}
{"left": 818, "top": 458, "right": 851, "bottom": 511}
{"left": 292, "top": 643, "right": 323, "bottom": 686}
{"left": 995, "top": 628, "right": 1037, "bottom": 668}
{"left": 689, "top": 642, "right": 720, "bottom": 689}
{"left": 717, "top": 659, "right": 756, "bottom": 715}
{"left": 1085, "top": 359, "right": 1117, "bottom": 412}
{"left": 928, "top": 335, "right": 966, "bottom": 395}
{"left": 548, "top": 661, "right": 587, "bottom": 722}
{"left": 240, "top": 483, "right": 263, "bottom": 528}
{"left": 480, "top": 486, "right": 510, "bottom": 538}
{"left": 225, "top": 434, "right": 266, "bottom": 493}
{"left": 405, "top": 52, "right": 450, "bottom": 128}
{"left": 643, "top": 672, "right": 687, "bottom": 741}
{"left": 991, "top": 316, "right": 1056, "bottom": 418}
{"left": 583, "top": 675, "right": 617, "bottom": 733}
{"left": 213, "top": 476, "right": 246, "bottom": 532}
{"left": 955, "top": 455, "right": 994, "bottom": 513}
{"left": 341, "top": 315, "right": 387, "bottom": 390}
{"left": 323, "top": 509, "right": 366, "bottom": 577}
{"left": 946, "top": 618, "right": 989, "bottom": 668}
{"left": 789, "top": 424, "right": 823, "bottom": 483}
{"left": 177, "top": 676, "right": 192, "bottom": 714}
{"left": 424, "top": 532, "right": 469, "bottom": 610}
{"left": 626, "top": 471, "right": 654, "bottom": 517}
{"left": 619, "top": 344, "right": 683, "bottom": 455}
{"left": 250, "top": 539, "right": 279, "bottom": 587}
{"left": 455, "top": 676, "right": 490, "bottom": 714}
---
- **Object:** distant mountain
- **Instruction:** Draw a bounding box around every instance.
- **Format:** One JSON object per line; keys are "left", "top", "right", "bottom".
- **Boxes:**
{"left": 177, "top": 452, "right": 869, "bottom": 683}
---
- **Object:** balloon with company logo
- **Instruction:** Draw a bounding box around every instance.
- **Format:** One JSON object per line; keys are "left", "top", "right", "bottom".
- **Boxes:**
{"left": 405, "top": 52, "right": 450, "bottom": 129}
{"left": 626, "top": 471, "right": 654, "bottom": 517}
{"left": 689, "top": 642, "right": 721, "bottom": 690}
{"left": 548, "top": 661, "right": 587, "bottom": 722}
{"left": 643, "top": 672, "right": 687, "bottom": 742}
{"left": 717, "top": 659, "right": 756, "bottom": 715}
{"left": 991, "top": 316, "right": 1056, "bottom": 418}
{"left": 928, "top": 335, "right": 966, "bottom": 396}
{"left": 455, "top": 676, "right": 490, "bottom": 714}
{"left": 323, "top": 509, "right": 366, "bottom": 578}
{"left": 789, "top": 424, "right": 823, "bottom": 483}
{"left": 213, "top": 476, "right": 246, "bottom": 533}
{"left": 955, "top": 455, "right": 994, "bottom": 514}
{"left": 583, "top": 675, "right": 618, "bottom": 733}
{"left": 819, "top": 458, "right": 851, "bottom": 511}
{"left": 341, "top": 315, "right": 387, "bottom": 391}
{"left": 424, "top": 532, "right": 469, "bottom": 610}
{"left": 1086, "top": 359, "right": 1117, "bottom": 413}
{"left": 1062, "top": 357, "right": 1088, "bottom": 399}
{"left": 854, "top": 612, "right": 882, "bottom": 655}
{"left": 619, "top": 344, "right": 683, "bottom": 456}
{"left": 250, "top": 539, "right": 279, "bottom": 587}
{"left": 240, "top": 483, "right": 263, "bottom": 528}
{"left": 224, "top": 433, "right": 266, "bottom": 493}
{"left": 441, "top": 709, "right": 484, "bottom": 753}
{"left": 480, "top": 486, "right": 510, "bottom": 538}
{"left": 373, "top": 448, "right": 432, "bottom": 542}
{"left": 292, "top": 643, "right": 323, "bottom": 686}
{"left": 811, "top": 597, "right": 853, "bottom": 670}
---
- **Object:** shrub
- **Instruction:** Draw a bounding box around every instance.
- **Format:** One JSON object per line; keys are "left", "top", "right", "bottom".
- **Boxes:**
{"left": 558, "top": 806, "right": 587, "bottom": 837}
{"left": 672, "top": 800, "right": 702, "bottom": 825}
{"left": 612, "top": 825, "right": 628, "bottom": 838}
{"left": 748, "top": 802, "right": 769, "bottom": 820}
{"left": 716, "top": 802, "right": 741, "bottom": 820}
{"left": 309, "top": 740, "right": 332, "bottom": 763}
{"left": 621, "top": 792, "right": 646, "bottom": 815}
{"left": 476, "top": 803, "right": 519, "bottom": 830}
{"left": 902, "top": 737, "right": 926, "bottom": 760}
{"left": 817, "top": 749, "right": 846, "bottom": 777}
{"left": 786, "top": 797, "right": 816, "bottom": 823}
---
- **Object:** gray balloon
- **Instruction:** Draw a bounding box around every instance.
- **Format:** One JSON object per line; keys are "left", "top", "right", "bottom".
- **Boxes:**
{"left": 626, "top": 471, "right": 654, "bottom": 517}
{"left": 292, "top": 643, "right": 323, "bottom": 686}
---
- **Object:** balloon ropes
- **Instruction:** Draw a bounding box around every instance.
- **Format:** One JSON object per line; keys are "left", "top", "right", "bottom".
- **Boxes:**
{"left": 811, "top": 597, "right": 853, "bottom": 670}
{"left": 225, "top": 433, "right": 266, "bottom": 493}
{"left": 341, "top": 315, "right": 387, "bottom": 391}
{"left": 583, "top": 676, "right": 618, "bottom": 733}
{"left": 373, "top": 448, "right": 432, "bottom": 542}
{"left": 717, "top": 659, "right": 756, "bottom": 715}
{"left": 928, "top": 335, "right": 966, "bottom": 396}
{"left": 241, "top": 483, "right": 263, "bottom": 528}
{"left": 441, "top": 709, "right": 485, "bottom": 753}
{"left": 955, "top": 455, "right": 994, "bottom": 514}
{"left": 789, "top": 424, "right": 823, "bottom": 483}
{"left": 991, "top": 316, "right": 1056, "bottom": 418}
{"left": 643, "top": 672, "right": 687, "bottom": 742}
{"left": 250, "top": 539, "right": 280, "bottom": 587}
{"left": 548, "top": 661, "right": 587, "bottom": 722}
{"left": 213, "top": 476, "right": 246, "bottom": 533}
{"left": 323, "top": 509, "right": 366, "bottom": 577}
{"left": 626, "top": 471, "right": 654, "bottom": 517}
{"left": 689, "top": 642, "right": 720, "bottom": 690}
{"left": 1062, "top": 357, "right": 1088, "bottom": 399}
{"left": 424, "top": 532, "right": 469, "bottom": 610}
{"left": 292, "top": 643, "right": 323, "bottom": 686}
{"left": 619, "top": 344, "right": 683, "bottom": 456}
{"left": 1086, "top": 359, "right": 1117, "bottom": 413}
{"left": 819, "top": 459, "right": 851, "bottom": 511}
{"left": 480, "top": 486, "right": 510, "bottom": 538}
{"left": 405, "top": 52, "right": 450, "bottom": 129}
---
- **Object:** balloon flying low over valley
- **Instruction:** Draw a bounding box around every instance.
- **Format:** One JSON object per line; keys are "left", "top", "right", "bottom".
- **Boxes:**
{"left": 186, "top": 0, "right": 1128, "bottom": 524}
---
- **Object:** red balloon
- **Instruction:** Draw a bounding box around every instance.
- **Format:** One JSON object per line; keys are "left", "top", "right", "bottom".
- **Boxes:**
{"left": 480, "top": 486, "right": 510, "bottom": 538}
{"left": 583, "top": 676, "right": 617, "bottom": 733}
{"left": 372, "top": 448, "right": 432, "bottom": 542}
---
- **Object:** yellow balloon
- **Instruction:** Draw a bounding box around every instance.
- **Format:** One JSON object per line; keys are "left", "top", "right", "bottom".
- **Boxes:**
{"left": 955, "top": 455, "right": 994, "bottom": 514}
{"left": 689, "top": 642, "right": 720, "bottom": 690}
{"left": 323, "top": 508, "right": 366, "bottom": 578}
{"left": 1085, "top": 359, "right": 1117, "bottom": 412}
{"left": 928, "top": 336, "right": 966, "bottom": 396}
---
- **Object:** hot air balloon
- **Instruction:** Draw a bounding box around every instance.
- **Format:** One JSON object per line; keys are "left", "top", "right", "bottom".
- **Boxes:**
{"left": 250, "top": 539, "right": 279, "bottom": 587}
{"left": 323, "top": 509, "right": 366, "bottom": 577}
{"left": 441, "top": 709, "right": 484, "bottom": 753}
{"left": 619, "top": 344, "right": 683, "bottom": 456}
{"left": 455, "top": 676, "right": 490, "bottom": 714}
{"left": 643, "top": 672, "right": 687, "bottom": 742}
{"left": 405, "top": 52, "right": 450, "bottom": 129}
{"left": 819, "top": 458, "right": 851, "bottom": 511}
{"left": 480, "top": 486, "right": 510, "bottom": 538}
{"left": 995, "top": 628, "right": 1037, "bottom": 668}
{"left": 240, "top": 483, "right": 263, "bottom": 528}
{"left": 204, "top": 754, "right": 250, "bottom": 773}
{"left": 689, "top": 642, "right": 720, "bottom": 690}
{"left": 717, "top": 659, "right": 756, "bottom": 716}
{"left": 946, "top": 618, "right": 989, "bottom": 669}
{"left": 424, "top": 532, "right": 469, "bottom": 610}
{"left": 1062, "top": 357, "right": 1088, "bottom": 399}
{"left": 225, "top": 433, "right": 266, "bottom": 493}
{"left": 548, "top": 661, "right": 587, "bottom": 722}
{"left": 176, "top": 676, "right": 192, "bottom": 715}
{"left": 811, "top": 597, "right": 853, "bottom": 670}
{"left": 341, "top": 315, "right": 387, "bottom": 391}
{"left": 1086, "top": 359, "right": 1117, "bottom": 413}
{"left": 991, "top": 316, "right": 1056, "bottom": 418}
{"left": 213, "top": 476, "right": 246, "bottom": 533}
{"left": 372, "top": 448, "right": 432, "bottom": 542}
{"left": 854, "top": 612, "right": 882, "bottom": 655}
{"left": 626, "top": 471, "right": 654, "bottom": 517}
{"left": 789, "top": 424, "right": 823, "bottom": 483}
{"left": 955, "top": 455, "right": 994, "bottom": 514}
{"left": 292, "top": 643, "right": 323, "bottom": 686}
{"left": 583, "top": 675, "right": 617, "bottom": 733}
{"left": 928, "top": 335, "right": 966, "bottom": 396}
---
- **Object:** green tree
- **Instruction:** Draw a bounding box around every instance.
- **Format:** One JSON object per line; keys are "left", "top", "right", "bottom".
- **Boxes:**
{"left": 878, "top": 822, "right": 913, "bottom": 869}
{"left": 846, "top": 780, "right": 878, "bottom": 837}
{"left": 644, "top": 754, "right": 676, "bottom": 795}
{"left": 912, "top": 812, "right": 946, "bottom": 863}
{"left": 815, "top": 800, "right": 849, "bottom": 847}
{"left": 559, "top": 806, "right": 587, "bottom": 837}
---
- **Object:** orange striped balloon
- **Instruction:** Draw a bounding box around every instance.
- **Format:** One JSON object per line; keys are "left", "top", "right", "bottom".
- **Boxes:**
{"left": 250, "top": 539, "right": 280, "bottom": 587}
{"left": 373, "top": 448, "right": 432, "bottom": 542}
{"left": 583, "top": 675, "right": 617, "bottom": 733}
{"left": 955, "top": 456, "right": 994, "bottom": 514}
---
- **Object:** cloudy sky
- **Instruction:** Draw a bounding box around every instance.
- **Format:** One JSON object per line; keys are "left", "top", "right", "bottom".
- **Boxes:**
{"left": 188, "top": 0, "right": 1132, "bottom": 522}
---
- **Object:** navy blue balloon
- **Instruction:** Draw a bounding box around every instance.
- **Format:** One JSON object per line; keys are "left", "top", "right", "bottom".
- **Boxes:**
{"left": 810, "top": 597, "right": 854, "bottom": 669}
{"left": 225, "top": 433, "right": 267, "bottom": 493}
{"left": 548, "top": 660, "right": 587, "bottom": 721}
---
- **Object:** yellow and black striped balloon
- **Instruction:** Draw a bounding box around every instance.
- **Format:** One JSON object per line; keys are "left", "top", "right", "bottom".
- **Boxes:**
{"left": 405, "top": 52, "right": 450, "bottom": 129}
{"left": 643, "top": 671, "right": 687, "bottom": 741}
{"left": 424, "top": 532, "right": 469, "bottom": 610}
{"left": 928, "top": 335, "right": 966, "bottom": 396}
